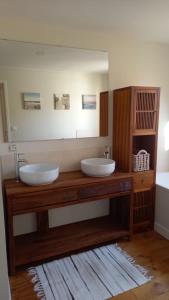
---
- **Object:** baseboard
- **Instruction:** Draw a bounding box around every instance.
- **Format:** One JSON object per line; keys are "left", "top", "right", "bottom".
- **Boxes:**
{"left": 154, "top": 222, "right": 169, "bottom": 240}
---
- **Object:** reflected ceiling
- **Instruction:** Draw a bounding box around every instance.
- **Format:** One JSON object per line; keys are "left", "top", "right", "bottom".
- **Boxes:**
{"left": 0, "top": 40, "right": 108, "bottom": 73}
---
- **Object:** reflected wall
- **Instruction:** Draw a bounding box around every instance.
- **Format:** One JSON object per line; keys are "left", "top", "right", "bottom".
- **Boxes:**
{"left": 0, "top": 40, "right": 108, "bottom": 142}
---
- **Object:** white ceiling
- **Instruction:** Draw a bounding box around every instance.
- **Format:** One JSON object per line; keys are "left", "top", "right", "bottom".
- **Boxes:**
{"left": 0, "top": 40, "right": 108, "bottom": 72}
{"left": 1, "top": 0, "right": 169, "bottom": 43}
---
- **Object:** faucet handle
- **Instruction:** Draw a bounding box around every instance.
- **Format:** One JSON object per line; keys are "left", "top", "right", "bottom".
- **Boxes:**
{"left": 17, "top": 153, "right": 24, "bottom": 159}
{"left": 104, "top": 145, "right": 110, "bottom": 159}
{"left": 14, "top": 152, "right": 23, "bottom": 160}
{"left": 14, "top": 152, "right": 24, "bottom": 182}
{"left": 18, "top": 154, "right": 28, "bottom": 165}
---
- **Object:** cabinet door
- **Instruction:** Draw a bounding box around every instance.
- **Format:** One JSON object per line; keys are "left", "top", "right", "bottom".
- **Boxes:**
{"left": 133, "top": 189, "right": 154, "bottom": 232}
{"left": 132, "top": 88, "right": 160, "bottom": 135}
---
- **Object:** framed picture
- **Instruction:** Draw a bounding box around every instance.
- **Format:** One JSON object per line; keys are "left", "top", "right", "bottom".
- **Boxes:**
{"left": 53, "top": 93, "right": 70, "bottom": 110}
{"left": 23, "top": 92, "right": 41, "bottom": 110}
{"left": 82, "top": 94, "right": 96, "bottom": 109}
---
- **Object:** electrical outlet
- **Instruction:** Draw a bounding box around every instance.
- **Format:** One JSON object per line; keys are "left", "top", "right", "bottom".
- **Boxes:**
{"left": 8, "top": 144, "right": 17, "bottom": 152}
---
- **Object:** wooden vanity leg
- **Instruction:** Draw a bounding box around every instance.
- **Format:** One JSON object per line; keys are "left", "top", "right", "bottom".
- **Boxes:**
{"left": 130, "top": 191, "right": 134, "bottom": 237}
{"left": 36, "top": 211, "right": 49, "bottom": 233}
{"left": 6, "top": 200, "right": 16, "bottom": 275}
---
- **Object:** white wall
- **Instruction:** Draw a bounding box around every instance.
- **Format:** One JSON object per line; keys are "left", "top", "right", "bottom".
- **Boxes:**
{"left": 0, "top": 164, "right": 11, "bottom": 299}
{"left": 155, "top": 174, "right": 169, "bottom": 240}
{"left": 155, "top": 185, "right": 169, "bottom": 240}
{"left": 0, "top": 19, "right": 169, "bottom": 293}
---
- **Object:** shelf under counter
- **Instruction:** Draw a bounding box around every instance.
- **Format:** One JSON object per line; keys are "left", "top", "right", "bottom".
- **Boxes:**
{"left": 15, "top": 216, "right": 130, "bottom": 267}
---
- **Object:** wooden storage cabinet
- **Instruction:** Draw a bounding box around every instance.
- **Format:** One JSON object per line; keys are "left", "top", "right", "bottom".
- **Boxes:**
{"left": 4, "top": 171, "right": 133, "bottom": 275}
{"left": 113, "top": 86, "right": 160, "bottom": 232}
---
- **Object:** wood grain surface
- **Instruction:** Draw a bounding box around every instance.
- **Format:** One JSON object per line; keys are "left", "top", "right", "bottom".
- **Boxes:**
{"left": 10, "top": 231, "right": 169, "bottom": 300}
{"left": 4, "top": 170, "right": 132, "bottom": 196}
{"left": 4, "top": 170, "right": 133, "bottom": 274}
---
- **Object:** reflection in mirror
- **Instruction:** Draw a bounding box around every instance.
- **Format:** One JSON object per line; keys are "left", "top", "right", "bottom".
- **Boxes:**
{"left": 0, "top": 40, "right": 108, "bottom": 142}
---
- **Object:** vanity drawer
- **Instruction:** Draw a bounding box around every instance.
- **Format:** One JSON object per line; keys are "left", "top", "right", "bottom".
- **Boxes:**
{"left": 133, "top": 171, "right": 154, "bottom": 191}
{"left": 79, "top": 179, "right": 132, "bottom": 199}
{"left": 12, "top": 189, "right": 78, "bottom": 214}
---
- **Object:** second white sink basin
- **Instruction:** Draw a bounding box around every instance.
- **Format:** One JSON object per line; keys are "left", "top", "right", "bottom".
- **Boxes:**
{"left": 19, "top": 163, "right": 59, "bottom": 186}
{"left": 81, "top": 158, "right": 115, "bottom": 177}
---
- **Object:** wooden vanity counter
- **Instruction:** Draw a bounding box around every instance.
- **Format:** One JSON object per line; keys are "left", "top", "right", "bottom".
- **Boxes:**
{"left": 4, "top": 170, "right": 133, "bottom": 275}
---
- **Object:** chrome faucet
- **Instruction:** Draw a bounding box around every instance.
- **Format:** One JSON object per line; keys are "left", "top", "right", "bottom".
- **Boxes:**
{"left": 104, "top": 145, "right": 110, "bottom": 159}
{"left": 14, "top": 153, "right": 27, "bottom": 181}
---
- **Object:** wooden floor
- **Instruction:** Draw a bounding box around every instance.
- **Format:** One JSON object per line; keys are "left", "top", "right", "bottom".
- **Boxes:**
{"left": 10, "top": 231, "right": 169, "bottom": 300}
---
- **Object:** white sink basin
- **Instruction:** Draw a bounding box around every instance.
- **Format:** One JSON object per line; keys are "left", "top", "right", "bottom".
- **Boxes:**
{"left": 81, "top": 158, "right": 115, "bottom": 177}
{"left": 19, "top": 163, "right": 59, "bottom": 186}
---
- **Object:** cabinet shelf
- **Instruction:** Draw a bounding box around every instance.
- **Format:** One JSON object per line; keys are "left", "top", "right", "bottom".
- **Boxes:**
{"left": 132, "top": 169, "right": 154, "bottom": 173}
{"left": 134, "top": 204, "right": 152, "bottom": 210}
{"left": 133, "top": 135, "right": 156, "bottom": 170}
{"left": 136, "top": 110, "right": 157, "bottom": 113}
{"left": 132, "top": 131, "right": 156, "bottom": 136}
{"left": 15, "top": 216, "right": 130, "bottom": 267}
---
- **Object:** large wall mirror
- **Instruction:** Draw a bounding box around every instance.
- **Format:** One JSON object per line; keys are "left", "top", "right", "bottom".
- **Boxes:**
{"left": 0, "top": 40, "right": 108, "bottom": 142}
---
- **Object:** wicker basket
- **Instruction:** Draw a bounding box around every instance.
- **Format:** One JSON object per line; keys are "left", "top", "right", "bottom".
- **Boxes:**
{"left": 133, "top": 149, "right": 150, "bottom": 172}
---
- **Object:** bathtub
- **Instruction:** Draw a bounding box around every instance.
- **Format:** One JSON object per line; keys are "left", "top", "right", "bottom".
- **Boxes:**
{"left": 155, "top": 172, "right": 169, "bottom": 240}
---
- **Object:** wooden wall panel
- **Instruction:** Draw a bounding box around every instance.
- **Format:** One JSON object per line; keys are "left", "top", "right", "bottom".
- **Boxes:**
{"left": 113, "top": 87, "right": 132, "bottom": 172}
{"left": 100, "top": 91, "right": 108, "bottom": 136}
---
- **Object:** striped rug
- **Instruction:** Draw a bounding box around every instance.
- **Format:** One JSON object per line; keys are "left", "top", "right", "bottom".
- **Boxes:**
{"left": 28, "top": 244, "right": 151, "bottom": 300}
